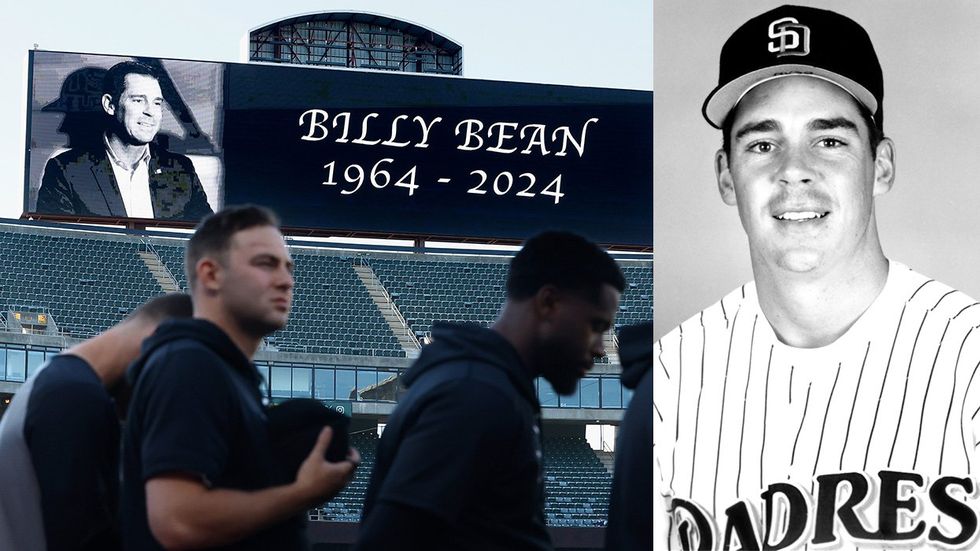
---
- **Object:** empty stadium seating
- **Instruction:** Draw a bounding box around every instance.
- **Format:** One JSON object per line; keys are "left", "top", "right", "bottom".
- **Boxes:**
{"left": 0, "top": 230, "right": 162, "bottom": 337}
{"left": 155, "top": 245, "right": 405, "bottom": 357}
{"left": 542, "top": 434, "right": 612, "bottom": 527}
{"left": 372, "top": 257, "right": 652, "bottom": 335}
{"left": 152, "top": 242, "right": 189, "bottom": 289}
{"left": 310, "top": 429, "right": 612, "bottom": 528}
{"left": 1, "top": 226, "right": 652, "bottom": 361}
{"left": 1, "top": 225, "right": 651, "bottom": 361}
{"left": 370, "top": 257, "right": 651, "bottom": 365}
{"left": 273, "top": 253, "right": 403, "bottom": 357}
{"left": 369, "top": 257, "right": 508, "bottom": 336}
{"left": 619, "top": 263, "right": 654, "bottom": 328}
{"left": 311, "top": 429, "right": 379, "bottom": 522}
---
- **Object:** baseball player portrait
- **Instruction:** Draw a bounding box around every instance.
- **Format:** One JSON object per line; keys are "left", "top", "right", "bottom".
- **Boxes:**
{"left": 654, "top": 4, "right": 980, "bottom": 550}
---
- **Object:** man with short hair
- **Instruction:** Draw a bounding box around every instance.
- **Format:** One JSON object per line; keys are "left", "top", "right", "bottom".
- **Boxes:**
{"left": 655, "top": 6, "right": 980, "bottom": 549}
{"left": 36, "top": 60, "right": 212, "bottom": 221}
{"left": 355, "top": 230, "right": 625, "bottom": 551}
{"left": 121, "top": 205, "right": 358, "bottom": 550}
{"left": 0, "top": 292, "right": 194, "bottom": 551}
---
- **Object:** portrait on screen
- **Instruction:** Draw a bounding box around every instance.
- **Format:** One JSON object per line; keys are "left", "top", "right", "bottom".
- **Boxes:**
{"left": 27, "top": 52, "right": 224, "bottom": 222}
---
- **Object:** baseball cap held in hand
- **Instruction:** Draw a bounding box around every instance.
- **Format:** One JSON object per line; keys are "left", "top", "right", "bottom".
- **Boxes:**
{"left": 703, "top": 5, "right": 883, "bottom": 130}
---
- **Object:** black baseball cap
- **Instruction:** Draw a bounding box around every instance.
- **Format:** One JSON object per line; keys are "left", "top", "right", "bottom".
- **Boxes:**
{"left": 703, "top": 5, "right": 883, "bottom": 130}
{"left": 266, "top": 398, "right": 351, "bottom": 474}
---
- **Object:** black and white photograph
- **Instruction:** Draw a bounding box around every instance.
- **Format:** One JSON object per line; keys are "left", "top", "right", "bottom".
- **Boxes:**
{"left": 654, "top": 2, "right": 980, "bottom": 549}
{"left": 28, "top": 52, "right": 225, "bottom": 222}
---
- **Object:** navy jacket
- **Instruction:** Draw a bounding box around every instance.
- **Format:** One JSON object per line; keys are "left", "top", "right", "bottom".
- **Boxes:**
{"left": 121, "top": 319, "right": 302, "bottom": 551}
{"left": 359, "top": 322, "right": 553, "bottom": 551}
{"left": 605, "top": 321, "right": 653, "bottom": 551}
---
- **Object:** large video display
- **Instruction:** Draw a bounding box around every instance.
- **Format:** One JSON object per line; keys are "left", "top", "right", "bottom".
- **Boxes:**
{"left": 26, "top": 51, "right": 652, "bottom": 246}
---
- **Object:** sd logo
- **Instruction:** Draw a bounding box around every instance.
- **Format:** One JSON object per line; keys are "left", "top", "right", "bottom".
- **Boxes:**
{"left": 768, "top": 17, "right": 810, "bottom": 57}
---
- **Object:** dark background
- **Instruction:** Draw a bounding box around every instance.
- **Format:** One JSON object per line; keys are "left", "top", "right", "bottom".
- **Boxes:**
{"left": 223, "top": 63, "right": 652, "bottom": 246}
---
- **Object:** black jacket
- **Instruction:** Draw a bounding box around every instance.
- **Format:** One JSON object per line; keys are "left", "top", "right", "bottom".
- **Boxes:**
{"left": 126, "top": 318, "right": 261, "bottom": 390}
{"left": 605, "top": 321, "right": 653, "bottom": 551}
{"left": 121, "top": 319, "right": 301, "bottom": 551}
{"left": 358, "top": 322, "right": 552, "bottom": 551}
{"left": 36, "top": 144, "right": 213, "bottom": 221}
{"left": 400, "top": 322, "right": 538, "bottom": 403}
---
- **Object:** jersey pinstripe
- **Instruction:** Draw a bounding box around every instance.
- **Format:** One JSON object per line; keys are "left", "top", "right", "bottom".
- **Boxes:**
{"left": 654, "top": 261, "right": 980, "bottom": 550}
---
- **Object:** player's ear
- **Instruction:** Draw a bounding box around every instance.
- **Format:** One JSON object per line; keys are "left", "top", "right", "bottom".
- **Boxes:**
{"left": 102, "top": 93, "right": 116, "bottom": 116}
{"left": 715, "top": 149, "right": 737, "bottom": 206}
{"left": 533, "top": 284, "right": 560, "bottom": 320}
{"left": 872, "top": 137, "right": 895, "bottom": 197}
{"left": 195, "top": 256, "right": 222, "bottom": 294}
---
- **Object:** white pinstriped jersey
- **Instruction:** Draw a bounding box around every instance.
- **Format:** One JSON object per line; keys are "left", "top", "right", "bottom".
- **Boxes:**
{"left": 654, "top": 261, "right": 980, "bottom": 550}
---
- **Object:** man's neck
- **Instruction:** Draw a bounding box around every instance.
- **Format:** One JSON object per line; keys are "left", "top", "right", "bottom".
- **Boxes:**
{"left": 490, "top": 301, "right": 537, "bottom": 379}
{"left": 67, "top": 324, "right": 139, "bottom": 388}
{"left": 754, "top": 254, "right": 890, "bottom": 348}
{"left": 104, "top": 132, "right": 148, "bottom": 171}
{"left": 193, "top": 308, "right": 262, "bottom": 359}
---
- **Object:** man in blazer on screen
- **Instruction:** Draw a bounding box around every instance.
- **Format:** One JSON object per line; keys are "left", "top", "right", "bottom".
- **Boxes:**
{"left": 36, "top": 61, "right": 213, "bottom": 222}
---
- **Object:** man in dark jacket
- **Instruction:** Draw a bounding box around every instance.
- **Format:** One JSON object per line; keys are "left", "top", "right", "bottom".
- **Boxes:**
{"left": 604, "top": 321, "right": 652, "bottom": 551}
{"left": 121, "top": 206, "right": 358, "bottom": 550}
{"left": 36, "top": 61, "right": 213, "bottom": 221}
{"left": 0, "top": 293, "right": 192, "bottom": 551}
{"left": 356, "top": 231, "right": 625, "bottom": 551}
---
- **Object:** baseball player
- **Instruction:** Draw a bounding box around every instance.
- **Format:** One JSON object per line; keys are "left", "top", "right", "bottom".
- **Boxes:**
{"left": 654, "top": 6, "right": 980, "bottom": 550}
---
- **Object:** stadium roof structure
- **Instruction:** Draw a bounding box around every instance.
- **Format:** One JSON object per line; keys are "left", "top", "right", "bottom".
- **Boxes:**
{"left": 246, "top": 11, "right": 463, "bottom": 75}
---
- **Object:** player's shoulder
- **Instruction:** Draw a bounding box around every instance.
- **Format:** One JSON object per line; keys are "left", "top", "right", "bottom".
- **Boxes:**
{"left": 46, "top": 146, "right": 103, "bottom": 168}
{"left": 655, "top": 281, "right": 757, "bottom": 350}
{"left": 129, "top": 338, "right": 231, "bottom": 404}
{"left": 414, "top": 360, "right": 526, "bottom": 413}
{"left": 149, "top": 144, "right": 196, "bottom": 171}
{"left": 30, "top": 355, "right": 101, "bottom": 395}
{"left": 891, "top": 261, "right": 980, "bottom": 326}
{"left": 27, "top": 355, "right": 109, "bottom": 422}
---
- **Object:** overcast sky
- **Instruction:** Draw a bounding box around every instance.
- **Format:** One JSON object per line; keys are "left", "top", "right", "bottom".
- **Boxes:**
{"left": 0, "top": 0, "right": 653, "bottom": 219}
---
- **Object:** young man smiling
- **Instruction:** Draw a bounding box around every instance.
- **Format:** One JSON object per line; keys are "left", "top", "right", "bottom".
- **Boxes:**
{"left": 36, "top": 61, "right": 212, "bottom": 221}
{"left": 655, "top": 6, "right": 980, "bottom": 550}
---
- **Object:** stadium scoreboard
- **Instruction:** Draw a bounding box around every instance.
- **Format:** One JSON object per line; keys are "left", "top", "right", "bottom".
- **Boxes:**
{"left": 25, "top": 50, "right": 652, "bottom": 247}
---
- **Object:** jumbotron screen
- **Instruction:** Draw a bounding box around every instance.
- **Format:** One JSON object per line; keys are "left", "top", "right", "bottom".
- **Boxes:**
{"left": 25, "top": 50, "right": 652, "bottom": 246}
